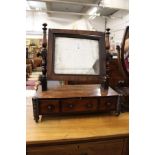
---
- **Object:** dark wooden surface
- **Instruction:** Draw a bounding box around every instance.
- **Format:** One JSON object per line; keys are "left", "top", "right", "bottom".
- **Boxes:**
{"left": 32, "top": 84, "right": 120, "bottom": 122}
{"left": 27, "top": 138, "right": 128, "bottom": 155}
{"left": 35, "top": 83, "right": 119, "bottom": 99}
{"left": 120, "top": 26, "right": 129, "bottom": 79}
{"left": 108, "top": 58, "right": 125, "bottom": 88}
{"left": 40, "top": 23, "right": 48, "bottom": 91}
{"left": 114, "top": 26, "right": 129, "bottom": 112}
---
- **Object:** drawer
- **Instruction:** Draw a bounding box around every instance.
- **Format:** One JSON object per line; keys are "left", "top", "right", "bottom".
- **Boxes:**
{"left": 27, "top": 144, "right": 78, "bottom": 155}
{"left": 78, "top": 139, "right": 124, "bottom": 155}
{"left": 61, "top": 98, "right": 98, "bottom": 113}
{"left": 39, "top": 100, "right": 60, "bottom": 114}
{"left": 99, "top": 96, "right": 117, "bottom": 111}
{"left": 27, "top": 139, "right": 124, "bottom": 155}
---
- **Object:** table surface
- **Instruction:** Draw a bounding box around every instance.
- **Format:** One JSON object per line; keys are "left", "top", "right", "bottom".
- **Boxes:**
{"left": 26, "top": 90, "right": 129, "bottom": 145}
{"left": 35, "top": 84, "right": 119, "bottom": 98}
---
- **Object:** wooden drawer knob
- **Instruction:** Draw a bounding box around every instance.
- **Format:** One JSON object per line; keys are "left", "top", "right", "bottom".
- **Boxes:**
{"left": 86, "top": 103, "right": 93, "bottom": 108}
{"left": 47, "top": 105, "right": 55, "bottom": 111}
{"left": 68, "top": 104, "right": 74, "bottom": 108}
{"left": 106, "top": 102, "right": 112, "bottom": 106}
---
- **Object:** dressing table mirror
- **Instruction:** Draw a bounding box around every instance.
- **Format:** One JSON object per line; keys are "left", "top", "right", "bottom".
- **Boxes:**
{"left": 32, "top": 23, "right": 121, "bottom": 122}
{"left": 116, "top": 26, "right": 129, "bottom": 112}
{"left": 117, "top": 26, "right": 129, "bottom": 84}
{"left": 121, "top": 26, "right": 129, "bottom": 81}
{"left": 47, "top": 29, "right": 106, "bottom": 82}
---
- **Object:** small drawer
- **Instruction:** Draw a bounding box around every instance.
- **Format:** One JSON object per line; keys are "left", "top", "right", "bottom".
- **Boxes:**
{"left": 39, "top": 100, "right": 60, "bottom": 114}
{"left": 61, "top": 98, "right": 98, "bottom": 113}
{"left": 99, "top": 96, "right": 117, "bottom": 111}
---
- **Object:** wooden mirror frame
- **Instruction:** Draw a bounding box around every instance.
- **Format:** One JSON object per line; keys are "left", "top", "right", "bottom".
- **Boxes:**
{"left": 47, "top": 29, "right": 106, "bottom": 82}
{"left": 116, "top": 26, "right": 129, "bottom": 84}
{"left": 121, "top": 26, "right": 129, "bottom": 78}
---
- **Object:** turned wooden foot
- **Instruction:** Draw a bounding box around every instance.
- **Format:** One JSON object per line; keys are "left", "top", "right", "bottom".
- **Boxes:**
{"left": 32, "top": 97, "right": 39, "bottom": 123}
{"left": 115, "top": 95, "right": 122, "bottom": 116}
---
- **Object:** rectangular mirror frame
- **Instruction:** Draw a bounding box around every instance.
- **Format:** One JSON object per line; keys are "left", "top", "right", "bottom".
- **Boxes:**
{"left": 47, "top": 29, "right": 106, "bottom": 82}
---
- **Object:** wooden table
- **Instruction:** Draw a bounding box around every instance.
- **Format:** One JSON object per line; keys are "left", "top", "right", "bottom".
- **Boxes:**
{"left": 26, "top": 93, "right": 129, "bottom": 155}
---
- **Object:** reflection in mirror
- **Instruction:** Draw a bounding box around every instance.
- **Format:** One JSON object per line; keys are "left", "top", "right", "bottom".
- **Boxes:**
{"left": 124, "top": 37, "right": 129, "bottom": 72}
{"left": 54, "top": 37, "right": 99, "bottom": 75}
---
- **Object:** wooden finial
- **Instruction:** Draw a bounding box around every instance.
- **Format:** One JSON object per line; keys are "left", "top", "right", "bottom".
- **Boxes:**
{"left": 105, "top": 28, "right": 110, "bottom": 50}
{"left": 40, "top": 23, "right": 48, "bottom": 91}
{"left": 42, "top": 23, "right": 47, "bottom": 48}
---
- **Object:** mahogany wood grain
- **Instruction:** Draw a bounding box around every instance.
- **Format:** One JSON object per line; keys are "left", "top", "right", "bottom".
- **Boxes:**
{"left": 108, "top": 58, "right": 125, "bottom": 88}
{"left": 61, "top": 98, "right": 98, "bottom": 113}
{"left": 32, "top": 83, "right": 120, "bottom": 122}
{"left": 120, "top": 26, "right": 129, "bottom": 79}
{"left": 35, "top": 83, "right": 119, "bottom": 99}
{"left": 39, "top": 100, "right": 60, "bottom": 114}
{"left": 99, "top": 96, "right": 117, "bottom": 111}
{"left": 27, "top": 139, "right": 124, "bottom": 155}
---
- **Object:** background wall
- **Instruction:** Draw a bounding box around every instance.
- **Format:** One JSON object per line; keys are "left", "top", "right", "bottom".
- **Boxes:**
{"left": 101, "top": 0, "right": 128, "bottom": 10}
{"left": 26, "top": 12, "right": 106, "bottom": 39}
{"left": 106, "top": 10, "right": 129, "bottom": 50}
{"left": 26, "top": 10, "right": 129, "bottom": 49}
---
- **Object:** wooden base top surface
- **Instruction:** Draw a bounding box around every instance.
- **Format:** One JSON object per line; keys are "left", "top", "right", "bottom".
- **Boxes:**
{"left": 27, "top": 94, "right": 128, "bottom": 144}
{"left": 35, "top": 84, "right": 119, "bottom": 99}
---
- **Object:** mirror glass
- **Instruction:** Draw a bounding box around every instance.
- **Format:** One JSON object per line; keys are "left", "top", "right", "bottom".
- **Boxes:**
{"left": 54, "top": 37, "right": 100, "bottom": 75}
{"left": 124, "top": 37, "right": 129, "bottom": 72}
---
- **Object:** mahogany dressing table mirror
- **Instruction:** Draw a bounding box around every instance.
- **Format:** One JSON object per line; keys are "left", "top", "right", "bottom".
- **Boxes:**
{"left": 47, "top": 29, "right": 106, "bottom": 83}
{"left": 32, "top": 23, "right": 121, "bottom": 122}
{"left": 120, "top": 26, "right": 129, "bottom": 82}
{"left": 116, "top": 26, "right": 129, "bottom": 111}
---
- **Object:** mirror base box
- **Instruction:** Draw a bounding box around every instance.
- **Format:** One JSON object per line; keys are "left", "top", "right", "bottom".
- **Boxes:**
{"left": 32, "top": 84, "right": 120, "bottom": 122}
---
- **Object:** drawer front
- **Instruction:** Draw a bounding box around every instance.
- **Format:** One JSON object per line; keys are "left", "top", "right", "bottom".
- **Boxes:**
{"left": 61, "top": 98, "right": 98, "bottom": 113}
{"left": 78, "top": 139, "right": 124, "bottom": 155}
{"left": 39, "top": 100, "right": 60, "bottom": 114}
{"left": 27, "top": 139, "right": 124, "bottom": 155}
{"left": 99, "top": 96, "right": 117, "bottom": 111}
{"left": 27, "top": 144, "right": 78, "bottom": 155}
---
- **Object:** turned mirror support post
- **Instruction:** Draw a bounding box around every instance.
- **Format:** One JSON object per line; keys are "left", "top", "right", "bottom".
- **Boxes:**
{"left": 105, "top": 28, "right": 112, "bottom": 63}
{"left": 40, "top": 23, "right": 47, "bottom": 91}
{"left": 105, "top": 28, "right": 110, "bottom": 51}
{"left": 105, "top": 28, "right": 112, "bottom": 89}
{"left": 100, "top": 76, "right": 109, "bottom": 90}
{"left": 100, "top": 28, "right": 111, "bottom": 90}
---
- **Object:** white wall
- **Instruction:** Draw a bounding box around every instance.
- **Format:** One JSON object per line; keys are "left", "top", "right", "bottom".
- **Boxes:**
{"left": 106, "top": 10, "right": 129, "bottom": 49}
{"left": 101, "top": 0, "right": 129, "bottom": 10}
{"left": 88, "top": 16, "right": 106, "bottom": 32}
{"left": 26, "top": 9, "right": 129, "bottom": 48}
{"left": 26, "top": 12, "right": 106, "bottom": 38}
